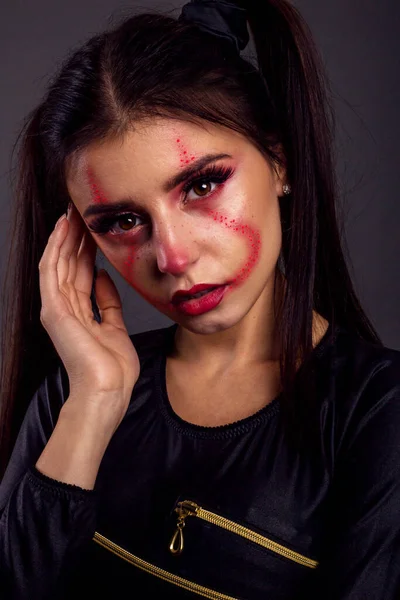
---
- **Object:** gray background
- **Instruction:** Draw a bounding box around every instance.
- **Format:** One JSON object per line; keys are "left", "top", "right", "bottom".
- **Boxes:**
{"left": 1, "top": 1, "right": 399, "bottom": 348}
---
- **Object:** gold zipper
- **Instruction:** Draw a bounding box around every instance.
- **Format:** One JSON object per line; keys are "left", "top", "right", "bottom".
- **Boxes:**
{"left": 169, "top": 500, "right": 318, "bottom": 569}
{"left": 93, "top": 531, "right": 238, "bottom": 600}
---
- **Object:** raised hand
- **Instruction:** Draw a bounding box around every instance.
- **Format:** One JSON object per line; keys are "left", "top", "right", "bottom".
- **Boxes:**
{"left": 38, "top": 202, "right": 140, "bottom": 430}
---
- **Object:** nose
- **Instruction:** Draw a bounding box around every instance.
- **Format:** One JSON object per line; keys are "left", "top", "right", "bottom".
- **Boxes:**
{"left": 153, "top": 221, "right": 198, "bottom": 276}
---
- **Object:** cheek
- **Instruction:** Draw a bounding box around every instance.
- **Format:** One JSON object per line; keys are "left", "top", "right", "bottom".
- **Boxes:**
{"left": 121, "top": 245, "right": 147, "bottom": 292}
{"left": 118, "top": 243, "right": 169, "bottom": 311}
{"left": 206, "top": 209, "right": 261, "bottom": 287}
{"left": 93, "top": 237, "right": 146, "bottom": 298}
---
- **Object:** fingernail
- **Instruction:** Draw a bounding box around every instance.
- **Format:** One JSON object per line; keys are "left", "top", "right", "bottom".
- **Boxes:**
{"left": 67, "top": 201, "right": 73, "bottom": 217}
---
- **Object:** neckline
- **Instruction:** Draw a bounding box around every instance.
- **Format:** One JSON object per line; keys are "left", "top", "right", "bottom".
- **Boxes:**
{"left": 155, "top": 320, "right": 337, "bottom": 440}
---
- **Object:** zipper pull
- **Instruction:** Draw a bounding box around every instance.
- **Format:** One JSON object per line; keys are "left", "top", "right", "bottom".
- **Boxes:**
{"left": 169, "top": 515, "right": 185, "bottom": 555}
{"left": 169, "top": 501, "right": 199, "bottom": 556}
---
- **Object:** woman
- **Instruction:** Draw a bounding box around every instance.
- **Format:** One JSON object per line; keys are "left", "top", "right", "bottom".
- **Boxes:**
{"left": 0, "top": 0, "right": 399, "bottom": 598}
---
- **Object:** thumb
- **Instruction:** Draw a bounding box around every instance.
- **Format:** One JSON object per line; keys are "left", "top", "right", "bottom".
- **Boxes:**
{"left": 95, "top": 269, "right": 125, "bottom": 329}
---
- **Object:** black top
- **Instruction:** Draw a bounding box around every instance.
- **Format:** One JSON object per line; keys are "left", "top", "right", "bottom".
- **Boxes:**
{"left": 1, "top": 322, "right": 400, "bottom": 600}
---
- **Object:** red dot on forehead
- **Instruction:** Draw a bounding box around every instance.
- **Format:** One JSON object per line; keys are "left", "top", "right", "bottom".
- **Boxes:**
{"left": 86, "top": 167, "right": 108, "bottom": 204}
{"left": 176, "top": 137, "right": 197, "bottom": 167}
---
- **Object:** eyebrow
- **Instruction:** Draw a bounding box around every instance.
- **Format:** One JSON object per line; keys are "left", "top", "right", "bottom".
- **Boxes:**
{"left": 83, "top": 152, "right": 232, "bottom": 218}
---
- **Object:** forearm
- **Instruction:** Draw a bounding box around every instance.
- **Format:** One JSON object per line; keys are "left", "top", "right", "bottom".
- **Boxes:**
{"left": 35, "top": 392, "right": 122, "bottom": 490}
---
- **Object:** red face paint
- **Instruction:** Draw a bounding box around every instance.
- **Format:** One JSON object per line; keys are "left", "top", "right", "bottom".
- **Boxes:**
{"left": 122, "top": 137, "right": 196, "bottom": 273}
{"left": 161, "top": 209, "right": 261, "bottom": 315}
{"left": 90, "top": 141, "right": 261, "bottom": 318}
{"left": 122, "top": 136, "right": 197, "bottom": 286}
{"left": 203, "top": 209, "right": 261, "bottom": 289}
{"left": 121, "top": 201, "right": 261, "bottom": 316}
{"left": 87, "top": 167, "right": 108, "bottom": 204}
{"left": 176, "top": 138, "right": 196, "bottom": 166}
{"left": 85, "top": 167, "right": 144, "bottom": 293}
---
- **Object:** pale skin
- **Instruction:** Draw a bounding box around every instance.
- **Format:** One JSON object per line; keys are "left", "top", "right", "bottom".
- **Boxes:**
{"left": 36, "top": 116, "right": 328, "bottom": 489}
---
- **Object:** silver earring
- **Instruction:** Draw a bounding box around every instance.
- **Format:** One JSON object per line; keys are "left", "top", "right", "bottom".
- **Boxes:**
{"left": 282, "top": 184, "right": 291, "bottom": 196}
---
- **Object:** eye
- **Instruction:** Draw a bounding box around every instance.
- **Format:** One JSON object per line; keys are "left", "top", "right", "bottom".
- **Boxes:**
{"left": 87, "top": 164, "right": 234, "bottom": 237}
{"left": 115, "top": 214, "right": 139, "bottom": 232}
{"left": 88, "top": 212, "right": 145, "bottom": 236}
{"left": 183, "top": 164, "right": 234, "bottom": 203}
{"left": 190, "top": 180, "right": 213, "bottom": 198}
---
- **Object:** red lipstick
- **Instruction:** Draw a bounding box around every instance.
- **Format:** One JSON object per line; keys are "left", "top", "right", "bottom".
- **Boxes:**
{"left": 171, "top": 284, "right": 229, "bottom": 316}
{"left": 171, "top": 283, "right": 221, "bottom": 303}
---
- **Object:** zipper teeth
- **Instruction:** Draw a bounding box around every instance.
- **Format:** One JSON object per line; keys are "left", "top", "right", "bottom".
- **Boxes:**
{"left": 195, "top": 507, "right": 318, "bottom": 569}
{"left": 93, "top": 532, "right": 238, "bottom": 600}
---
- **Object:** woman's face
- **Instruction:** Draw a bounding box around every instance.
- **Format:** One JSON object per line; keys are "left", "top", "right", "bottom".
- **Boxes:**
{"left": 66, "top": 117, "right": 286, "bottom": 335}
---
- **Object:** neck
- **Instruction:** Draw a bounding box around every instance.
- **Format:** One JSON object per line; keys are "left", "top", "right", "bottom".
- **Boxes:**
{"left": 172, "top": 270, "right": 286, "bottom": 370}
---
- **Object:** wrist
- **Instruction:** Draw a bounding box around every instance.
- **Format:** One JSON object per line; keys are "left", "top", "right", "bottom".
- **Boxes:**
{"left": 35, "top": 393, "right": 124, "bottom": 490}
{"left": 63, "top": 389, "right": 127, "bottom": 435}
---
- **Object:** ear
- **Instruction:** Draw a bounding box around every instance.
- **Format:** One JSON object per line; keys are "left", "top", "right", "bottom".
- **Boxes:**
{"left": 271, "top": 144, "right": 288, "bottom": 197}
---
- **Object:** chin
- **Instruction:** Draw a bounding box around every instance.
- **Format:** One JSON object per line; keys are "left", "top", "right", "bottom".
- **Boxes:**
{"left": 173, "top": 309, "right": 245, "bottom": 336}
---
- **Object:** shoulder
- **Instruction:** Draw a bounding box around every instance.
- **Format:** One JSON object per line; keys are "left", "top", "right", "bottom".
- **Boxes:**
{"left": 328, "top": 326, "right": 400, "bottom": 456}
{"left": 332, "top": 326, "right": 400, "bottom": 398}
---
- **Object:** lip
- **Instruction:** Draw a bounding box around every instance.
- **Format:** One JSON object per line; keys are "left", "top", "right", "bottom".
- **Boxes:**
{"left": 171, "top": 283, "right": 222, "bottom": 304}
{"left": 171, "top": 284, "right": 229, "bottom": 316}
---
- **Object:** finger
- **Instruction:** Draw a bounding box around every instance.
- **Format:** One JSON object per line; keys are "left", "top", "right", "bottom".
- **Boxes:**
{"left": 57, "top": 203, "right": 85, "bottom": 285}
{"left": 39, "top": 215, "right": 71, "bottom": 315}
{"left": 75, "top": 229, "right": 98, "bottom": 297}
{"left": 66, "top": 207, "right": 87, "bottom": 285}
{"left": 95, "top": 270, "right": 126, "bottom": 330}
{"left": 73, "top": 231, "right": 99, "bottom": 320}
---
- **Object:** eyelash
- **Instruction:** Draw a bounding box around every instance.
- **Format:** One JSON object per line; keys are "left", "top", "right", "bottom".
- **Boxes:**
{"left": 88, "top": 164, "right": 234, "bottom": 237}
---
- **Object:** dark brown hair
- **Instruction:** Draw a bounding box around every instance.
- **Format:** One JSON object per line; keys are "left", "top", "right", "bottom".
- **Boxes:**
{"left": 0, "top": 0, "right": 381, "bottom": 478}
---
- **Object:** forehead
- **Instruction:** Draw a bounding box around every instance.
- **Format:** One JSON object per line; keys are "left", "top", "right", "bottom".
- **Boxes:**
{"left": 67, "top": 117, "right": 246, "bottom": 189}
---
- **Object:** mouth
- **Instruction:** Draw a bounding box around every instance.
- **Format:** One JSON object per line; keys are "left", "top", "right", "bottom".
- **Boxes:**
{"left": 171, "top": 283, "right": 222, "bottom": 304}
{"left": 170, "top": 284, "right": 230, "bottom": 316}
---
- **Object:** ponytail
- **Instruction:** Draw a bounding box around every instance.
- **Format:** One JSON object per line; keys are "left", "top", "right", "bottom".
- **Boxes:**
{"left": 0, "top": 107, "right": 61, "bottom": 477}
{"left": 241, "top": 0, "right": 381, "bottom": 448}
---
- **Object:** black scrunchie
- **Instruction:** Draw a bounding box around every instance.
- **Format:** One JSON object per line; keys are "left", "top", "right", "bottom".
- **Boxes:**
{"left": 179, "top": 0, "right": 249, "bottom": 53}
